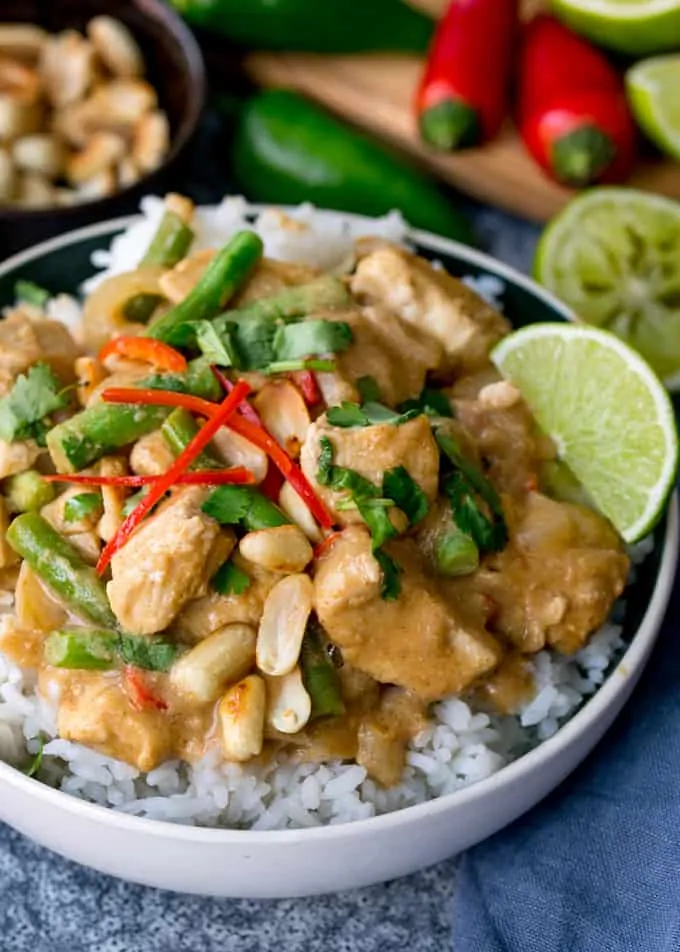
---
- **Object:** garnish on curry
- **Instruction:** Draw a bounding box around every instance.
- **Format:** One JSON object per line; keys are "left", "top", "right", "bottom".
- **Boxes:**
{"left": 0, "top": 195, "right": 629, "bottom": 787}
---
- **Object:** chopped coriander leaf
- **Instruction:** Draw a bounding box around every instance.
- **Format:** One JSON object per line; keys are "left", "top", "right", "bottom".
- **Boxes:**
{"left": 0, "top": 363, "right": 70, "bottom": 444}
{"left": 213, "top": 559, "right": 251, "bottom": 595}
{"left": 356, "top": 375, "right": 381, "bottom": 403}
{"left": 382, "top": 466, "right": 429, "bottom": 525}
{"left": 442, "top": 471, "right": 507, "bottom": 552}
{"left": 63, "top": 492, "right": 102, "bottom": 523}
{"left": 203, "top": 485, "right": 290, "bottom": 530}
{"left": 265, "top": 358, "right": 336, "bottom": 374}
{"left": 356, "top": 498, "right": 398, "bottom": 548}
{"left": 195, "top": 320, "right": 238, "bottom": 367}
{"left": 328, "top": 465, "right": 380, "bottom": 499}
{"left": 23, "top": 736, "right": 45, "bottom": 778}
{"left": 326, "top": 401, "right": 421, "bottom": 428}
{"left": 16, "top": 280, "right": 50, "bottom": 309}
{"left": 326, "top": 402, "right": 368, "bottom": 428}
{"left": 273, "top": 320, "right": 353, "bottom": 361}
{"left": 118, "top": 634, "right": 178, "bottom": 672}
{"left": 317, "top": 437, "right": 334, "bottom": 485}
{"left": 436, "top": 431, "right": 504, "bottom": 519}
{"left": 374, "top": 547, "right": 402, "bottom": 600}
{"left": 399, "top": 387, "right": 453, "bottom": 419}
{"left": 229, "top": 315, "right": 278, "bottom": 370}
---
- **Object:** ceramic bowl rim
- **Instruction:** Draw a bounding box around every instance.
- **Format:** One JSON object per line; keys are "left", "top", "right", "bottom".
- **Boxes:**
{"left": 0, "top": 208, "right": 676, "bottom": 845}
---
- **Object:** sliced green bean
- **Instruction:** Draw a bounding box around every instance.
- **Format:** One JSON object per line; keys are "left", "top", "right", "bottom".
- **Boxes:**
{"left": 161, "top": 407, "right": 224, "bottom": 470}
{"left": 434, "top": 528, "right": 479, "bottom": 577}
{"left": 7, "top": 514, "right": 116, "bottom": 626}
{"left": 124, "top": 210, "right": 196, "bottom": 323}
{"left": 44, "top": 627, "right": 118, "bottom": 670}
{"left": 4, "top": 469, "right": 55, "bottom": 512}
{"left": 300, "top": 625, "right": 345, "bottom": 719}
{"left": 147, "top": 231, "right": 264, "bottom": 346}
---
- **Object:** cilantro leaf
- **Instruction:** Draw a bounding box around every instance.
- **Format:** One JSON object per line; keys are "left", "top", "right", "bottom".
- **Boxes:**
{"left": 356, "top": 376, "right": 381, "bottom": 403}
{"left": 326, "top": 400, "right": 421, "bottom": 428}
{"left": 356, "top": 498, "right": 398, "bottom": 548}
{"left": 195, "top": 320, "right": 238, "bottom": 367}
{"left": 118, "top": 635, "right": 178, "bottom": 672}
{"left": 202, "top": 485, "right": 290, "bottom": 531}
{"left": 382, "top": 466, "right": 429, "bottom": 525}
{"left": 374, "top": 548, "right": 402, "bottom": 601}
{"left": 273, "top": 320, "right": 353, "bottom": 361}
{"left": 64, "top": 492, "right": 102, "bottom": 523}
{"left": 442, "top": 471, "right": 507, "bottom": 552}
{"left": 399, "top": 387, "right": 453, "bottom": 419}
{"left": 213, "top": 559, "right": 251, "bottom": 595}
{"left": 230, "top": 315, "right": 279, "bottom": 370}
{"left": 317, "top": 437, "right": 334, "bottom": 486}
{"left": 16, "top": 280, "right": 50, "bottom": 309}
{"left": 0, "top": 363, "right": 69, "bottom": 444}
{"left": 436, "top": 431, "right": 504, "bottom": 518}
{"left": 265, "top": 358, "right": 336, "bottom": 374}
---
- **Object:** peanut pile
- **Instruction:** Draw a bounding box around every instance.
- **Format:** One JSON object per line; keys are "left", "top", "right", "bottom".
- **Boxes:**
{"left": 0, "top": 17, "right": 171, "bottom": 208}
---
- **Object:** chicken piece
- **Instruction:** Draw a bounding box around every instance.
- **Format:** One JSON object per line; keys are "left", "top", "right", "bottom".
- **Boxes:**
{"left": 357, "top": 687, "right": 428, "bottom": 787}
{"left": 55, "top": 671, "right": 173, "bottom": 772}
{"left": 452, "top": 493, "right": 629, "bottom": 655}
{"left": 172, "top": 554, "right": 278, "bottom": 644}
{"left": 0, "top": 438, "right": 41, "bottom": 479}
{"left": 0, "top": 309, "right": 79, "bottom": 387}
{"left": 351, "top": 244, "right": 509, "bottom": 376}
{"left": 314, "top": 527, "right": 502, "bottom": 699}
{"left": 452, "top": 372, "right": 555, "bottom": 497}
{"left": 300, "top": 413, "right": 439, "bottom": 527}
{"left": 328, "top": 304, "right": 444, "bottom": 407}
{"left": 129, "top": 429, "right": 174, "bottom": 476}
{"left": 107, "top": 488, "right": 234, "bottom": 635}
{"left": 232, "top": 258, "right": 320, "bottom": 305}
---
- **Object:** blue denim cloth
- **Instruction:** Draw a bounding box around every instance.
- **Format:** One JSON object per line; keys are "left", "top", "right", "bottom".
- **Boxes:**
{"left": 452, "top": 567, "right": 680, "bottom": 952}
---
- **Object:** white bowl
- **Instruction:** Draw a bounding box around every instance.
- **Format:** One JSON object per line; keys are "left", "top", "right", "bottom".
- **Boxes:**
{"left": 0, "top": 213, "right": 676, "bottom": 898}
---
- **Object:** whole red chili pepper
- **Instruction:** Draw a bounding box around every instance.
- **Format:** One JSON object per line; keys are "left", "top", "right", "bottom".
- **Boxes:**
{"left": 518, "top": 15, "right": 636, "bottom": 187}
{"left": 415, "top": 0, "right": 518, "bottom": 150}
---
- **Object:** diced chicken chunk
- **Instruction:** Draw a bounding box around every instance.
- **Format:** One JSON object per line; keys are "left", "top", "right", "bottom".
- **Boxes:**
{"left": 329, "top": 304, "right": 444, "bottom": 407}
{"left": 233, "top": 258, "right": 320, "bottom": 305}
{"left": 56, "top": 672, "right": 173, "bottom": 772}
{"left": 314, "top": 528, "right": 502, "bottom": 699}
{"left": 351, "top": 245, "right": 509, "bottom": 375}
{"left": 0, "top": 439, "right": 41, "bottom": 479}
{"left": 107, "top": 488, "right": 233, "bottom": 635}
{"left": 0, "top": 309, "right": 79, "bottom": 390}
{"left": 129, "top": 429, "right": 174, "bottom": 476}
{"left": 172, "top": 555, "right": 277, "bottom": 644}
{"left": 301, "top": 413, "right": 439, "bottom": 526}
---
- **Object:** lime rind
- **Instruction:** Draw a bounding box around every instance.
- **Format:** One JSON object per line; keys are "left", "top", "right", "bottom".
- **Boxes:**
{"left": 552, "top": 0, "right": 680, "bottom": 55}
{"left": 492, "top": 323, "right": 678, "bottom": 542}
{"left": 626, "top": 56, "right": 680, "bottom": 161}
{"left": 534, "top": 187, "right": 680, "bottom": 390}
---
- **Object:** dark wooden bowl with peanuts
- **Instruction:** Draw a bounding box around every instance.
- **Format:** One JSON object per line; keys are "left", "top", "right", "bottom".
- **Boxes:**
{"left": 0, "top": 0, "right": 205, "bottom": 257}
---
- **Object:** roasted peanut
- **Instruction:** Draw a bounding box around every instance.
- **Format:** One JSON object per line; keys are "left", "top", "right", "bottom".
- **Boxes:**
{"left": 12, "top": 133, "right": 65, "bottom": 178}
{"left": 87, "top": 17, "right": 143, "bottom": 78}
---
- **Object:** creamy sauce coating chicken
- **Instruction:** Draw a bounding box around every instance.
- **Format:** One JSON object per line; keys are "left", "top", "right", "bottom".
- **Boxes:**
{"left": 0, "top": 221, "right": 629, "bottom": 787}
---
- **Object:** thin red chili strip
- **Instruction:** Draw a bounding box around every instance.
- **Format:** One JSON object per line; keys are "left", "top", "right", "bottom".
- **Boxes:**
{"left": 98, "top": 336, "right": 187, "bottom": 373}
{"left": 96, "top": 380, "right": 251, "bottom": 575}
{"left": 43, "top": 468, "right": 255, "bottom": 488}
{"left": 102, "top": 383, "right": 333, "bottom": 529}
{"left": 122, "top": 666, "right": 167, "bottom": 712}
{"left": 259, "top": 461, "right": 285, "bottom": 501}
{"left": 291, "top": 370, "right": 322, "bottom": 408}
{"left": 227, "top": 414, "right": 334, "bottom": 529}
{"left": 101, "top": 388, "right": 217, "bottom": 415}
{"left": 210, "top": 366, "right": 263, "bottom": 426}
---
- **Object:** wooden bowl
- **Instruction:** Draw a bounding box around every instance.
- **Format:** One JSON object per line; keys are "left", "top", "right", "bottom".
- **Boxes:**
{"left": 0, "top": 0, "right": 206, "bottom": 257}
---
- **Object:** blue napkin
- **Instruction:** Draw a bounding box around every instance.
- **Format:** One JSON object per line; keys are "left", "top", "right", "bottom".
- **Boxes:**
{"left": 452, "top": 566, "right": 680, "bottom": 952}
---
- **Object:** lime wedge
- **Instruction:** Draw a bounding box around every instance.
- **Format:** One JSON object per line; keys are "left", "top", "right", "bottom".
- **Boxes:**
{"left": 534, "top": 187, "right": 680, "bottom": 389}
{"left": 552, "top": 0, "right": 680, "bottom": 56}
{"left": 492, "top": 323, "right": 678, "bottom": 542}
{"left": 627, "top": 55, "right": 680, "bottom": 161}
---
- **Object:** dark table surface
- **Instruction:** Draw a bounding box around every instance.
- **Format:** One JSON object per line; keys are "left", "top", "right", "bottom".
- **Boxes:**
{"left": 0, "top": 112, "right": 541, "bottom": 950}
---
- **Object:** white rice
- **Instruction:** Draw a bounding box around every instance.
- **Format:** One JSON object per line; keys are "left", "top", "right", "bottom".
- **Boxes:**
{"left": 0, "top": 198, "right": 655, "bottom": 829}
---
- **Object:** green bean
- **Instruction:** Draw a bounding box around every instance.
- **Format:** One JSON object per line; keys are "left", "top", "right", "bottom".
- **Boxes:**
{"left": 300, "top": 625, "right": 345, "bottom": 719}
{"left": 434, "top": 529, "right": 479, "bottom": 577}
{"left": 147, "top": 231, "right": 264, "bottom": 346}
{"left": 6, "top": 514, "right": 116, "bottom": 626}
{"left": 211, "top": 276, "right": 351, "bottom": 336}
{"left": 44, "top": 627, "right": 118, "bottom": 670}
{"left": 161, "top": 408, "right": 224, "bottom": 470}
{"left": 4, "top": 470, "right": 55, "bottom": 512}
{"left": 123, "top": 210, "right": 196, "bottom": 323}
{"left": 46, "top": 358, "right": 221, "bottom": 473}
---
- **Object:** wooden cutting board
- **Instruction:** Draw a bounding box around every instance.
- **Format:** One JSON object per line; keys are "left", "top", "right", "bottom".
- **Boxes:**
{"left": 244, "top": 0, "right": 680, "bottom": 222}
